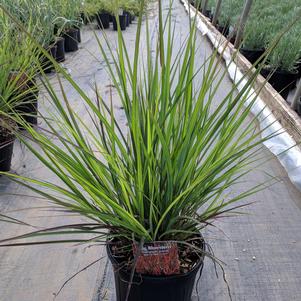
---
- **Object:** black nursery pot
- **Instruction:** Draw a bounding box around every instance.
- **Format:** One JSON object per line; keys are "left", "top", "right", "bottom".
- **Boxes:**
{"left": 113, "top": 15, "right": 127, "bottom": 31}
{"left": 76, "top": 27, "right": 81, "bottom": 43}
{"left": 204, "top": 9, "right": 212, "bottom": 19}
{"left": 240, "top": 48, "right": 265, "bottom": 66}
{"left": 129, "top": 13, "right": 133, "bottom": 24}
{"left": 216, "top": 24, "right": 230, "bottom": 36}
{"left": 261, "top": 68, "right": 298, "bottom": 99}
{"left": 130, "top": 14, "right": 135, "bottom": 23}
{"left": 107, "top": 240, "right": 205, "bottom": 301}
{"left": 124, "top": 12, "right": 130, "bottom": 27}
{"left": 96, "top": 12, "right": 110, "bottom": 29}
{"left": 16, "top": 81, "right": 39, "bottom": 126}
{"left": 41, "top": 45, "right": 57, "bottom": 73}
{"left": 55, "top": 37, "right": 65, "bottom": 63}
{"left": 296, "top": 97, "right": 301, "bottom": 116}
{"left": 81, "top": 12, "right": 95, "bottom": 24}
{"left": 63, "top": 28, "right": 79, "bottom": 52}
{"left": 0, "top": 137, "right": 15, "bottom": 172}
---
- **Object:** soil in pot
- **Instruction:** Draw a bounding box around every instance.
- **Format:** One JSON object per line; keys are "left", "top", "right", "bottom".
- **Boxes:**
{"left": 96, "top": 12, "right": 110, "bottom": 29}
{"left": 107, "top": 235, "right": 205, "bottom": 301}
{"left": 113, "top": 15, "right": 127, "bottom": 31}
{"left": 40, "top": 45, "right": 57, "bottom": 73}
{"left": 261, "top": 67, "right": 298, "bottom": 99}
{"left": 63, "top": 28, "right": 79, "bottom": 52}
{"left": 240, "top": 48, "right": 265, "bottom": 66}
{"left": 55, "top": 37, "right": 65, "bottom": 63}
{"left": 0, "top": 117, "right": 16, "bottom": 172}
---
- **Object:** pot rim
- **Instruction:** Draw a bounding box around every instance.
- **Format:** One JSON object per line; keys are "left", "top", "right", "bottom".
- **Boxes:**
{"left": 240, "top": 47, "right": 265, "bottom": 52}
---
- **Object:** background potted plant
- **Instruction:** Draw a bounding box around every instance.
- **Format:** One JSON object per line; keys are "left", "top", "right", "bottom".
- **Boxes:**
{"left": 0, "top": 28, "right": 37, "bottom": 171}
{"left": 121, "top": 0, "right": 141, "bottom": 26}
{"left": 95, "top": 0, "right": 112, "bottom": 29}
{"left": 0, "top": 10, "right": 40, "bottom": 126}
{"left": 54, "top": 0, "right": 82, "bottom": 52}
{"left": 240, "top": 17, "right": 267, "bottom": 65}
{"left": 261, "top": 27, "right": 301, "bottom": 99}
{"left": 0, "top": 0, "right": 279, "bottom": 300}
{"left": 110, "top": 1, "right": 127, "bottom": 31}
{"left": 80, "top": 0, "right": 97, "bottom": 24}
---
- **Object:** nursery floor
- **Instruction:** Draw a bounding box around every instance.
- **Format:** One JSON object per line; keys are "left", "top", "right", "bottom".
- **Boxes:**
{"left": 1, "top": 1, "right": 301, "bottom": 301}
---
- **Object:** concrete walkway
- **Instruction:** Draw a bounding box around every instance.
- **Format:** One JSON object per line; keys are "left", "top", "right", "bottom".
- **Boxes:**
{"left": 1, "top": 1, "right": 301, "bottom": 300}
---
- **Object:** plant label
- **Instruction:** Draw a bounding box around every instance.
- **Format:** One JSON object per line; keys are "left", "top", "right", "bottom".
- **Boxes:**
{"left": 133, "top": 241, "right": 180, "bottom": 276}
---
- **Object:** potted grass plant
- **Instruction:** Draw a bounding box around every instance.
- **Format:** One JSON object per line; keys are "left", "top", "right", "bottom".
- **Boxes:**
{"left": 110, "top": 1, "right": 128, "bottom": 31}
{"left": 80, "top": 0, "right": 97, "bottom": 24}
{"left": 1, "top": 0, "right": 57, "bottom": 73}
{"left": 215, "top": 0, "right": 242, "bottom": 36}
{"left": 0, "top": 0, "right": 279, "bottom": 300}
{"left": 28, "top": 3, "right": 59, "bottom": 72}
{"left": 120, "top": 0, "right": 139, "bottom": 27}
{"left": 261, "top": 27, "right": 301, "bottom": 99}
{"left": 0, "top": 11, "right": 40, "bottom": 126}
{"left": 0, "top": 29, "right": 37, "bottom": 171}
{"left": 96, "top": 0, "right": 112, "bottom": 29}
{"left": 122, "top": 0, "right": 140, "bottom": 23}
{"left": 240, "top": 17, "right": 267, "bottom": 65}
{"left": 53, "top": 0, "right": 82, "bottom": 52}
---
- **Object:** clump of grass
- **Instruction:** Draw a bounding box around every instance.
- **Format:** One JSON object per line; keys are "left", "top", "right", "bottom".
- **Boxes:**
{"left": 243, "top": 17, "right": 267, "bottom": 50}
{"left": 267, "top": 27, "right": 301, "bottom": 72}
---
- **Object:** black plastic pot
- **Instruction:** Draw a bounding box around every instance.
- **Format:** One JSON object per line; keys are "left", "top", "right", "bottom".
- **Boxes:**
{"left": 204, "top": 9, "right": 213, "bottom": 20}
{"left": 228, "top": 34, "right": 236, "bottom": 44}
{"left": 63, "top": 28, "right": 79, "bottom": 52}
{"left": 261, "top": 68, "right": 298, "bottom": 99}
{"left": 130, "top": 14, "right": 135, "bottom": 23}
{"left": 0, "top": 137, "right": 15, "bottom": 172}
{"left": 41, "top": 45, "right": 57, "bottom": 73}
{"left": 296, "top": 97, "right": 301, "bottom": 116}
{"left": 96, "top": 12, "right": 110, "bottom": 29}
{"left": 107, "top": 239, "right": 205, "bottom": 301}
{"left": 53, "top": 24, "right": 59, "bottom": 36}
{"left": 81, "top": 12, "right": 95, "bottom": 24}
{"left": 55, "top": 37, "right": 65, "bottom": 63}
{"left": 16, "top": 81, "right": 39, "bottom": 126}
{"left": 76, "top": 27, "right": 81, "bottom": 43}
{"left": 217, "top": 24, "right": 230, "bottom": 37}
{"left": 124, "top": 12, "right": 130, "bottom": 27}
{"left": 113, "top": 15, "right": 127, "bottom": 31}
{"left": 240, "top": 48, "right": 265, "bottom": 66}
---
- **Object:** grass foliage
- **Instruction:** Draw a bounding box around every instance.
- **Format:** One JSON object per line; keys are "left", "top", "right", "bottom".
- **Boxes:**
{"left": 0, "top": 1, "right": 276, "bottom": 256}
